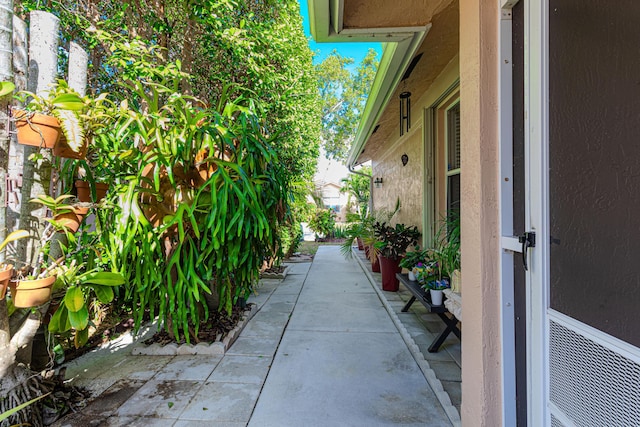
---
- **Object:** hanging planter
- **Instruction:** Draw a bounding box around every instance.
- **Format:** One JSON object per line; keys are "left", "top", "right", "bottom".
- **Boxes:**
{"left": 53, "top": 210, "right": 84, "bottom": 233}
{"left": 9, "top": 275, "right": 56, "bottom": 308}
{"left": 0, "top": 264, "right": 13, "bottom": 300}
{"left": 75, "top": 180, "right": 109, "bottom": 203}
{"left": 53, "top": 134, "right": 88, "bottom": 159}
{"left": 14, "top": 110, "right": 61, "bottom": 149}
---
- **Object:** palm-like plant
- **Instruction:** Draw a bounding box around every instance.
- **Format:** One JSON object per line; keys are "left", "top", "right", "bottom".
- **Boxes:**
{"left": 340, "top": 166, "right": 370, "bottom": 216}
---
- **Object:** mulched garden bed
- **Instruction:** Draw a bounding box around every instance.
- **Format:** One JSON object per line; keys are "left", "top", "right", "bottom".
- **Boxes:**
{"left": 143, "top": 304, "right": 247, "bottom": 345}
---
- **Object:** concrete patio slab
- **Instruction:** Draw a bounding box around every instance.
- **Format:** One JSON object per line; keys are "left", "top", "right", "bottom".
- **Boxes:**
{"left": 236, "top": 312, "right": 289, "bottom": 338}
{"left": 154, "top": 355, "right": 223, "bottom": 381}
{"left": 95, "top": 355, "right": 172, "bottom": 381}
{"left": 269, "top": 279, "right": 304, "bottom": 295}
{"left": 83, "top": 379, "right": 146, "bottom": 416}
{"left": 102, "top": 417, "right": 173, "bottom": 426}
{"left": 249, "top": 329, "right": 450, "bottom": 427}
{"left": 257, "top": 294, "right": 297, "bottom": 313}
{"left": 54, "top": 245, "right": 458, "bottom": 426}
{"left": 224, "top": 336, "right": 280, "bottom": 357}
{"left": 208, "top": 355, "right": 272, "bottom": 384}
{"left": 174, "top": 421, "right": 246, "bottom": 427}
{"left": 289, "top": 293, "right": 397, "bottom": 333}
{"left": 282, "top": 261, "right": 311, "bottom": 275}
{"left": 179, "top": 381, "right": 261, "bottom": 422}
{"left": 116, "top": 379, "right": 200, "bottom": 418}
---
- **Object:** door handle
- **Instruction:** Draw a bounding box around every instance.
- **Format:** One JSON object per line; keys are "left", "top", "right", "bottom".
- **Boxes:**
{"left": 518, "top": 232, "right": 536, "bottom": 271}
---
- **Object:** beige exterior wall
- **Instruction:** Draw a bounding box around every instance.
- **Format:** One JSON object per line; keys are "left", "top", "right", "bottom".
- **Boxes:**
{"left": 371, "top": 57, "right": 459, "bottom": 239}
{"left": 372, "top": 124, "right": 424, "bottom": 230}
{"left": 459, "top": 0, "right": 502, "bottom": 425}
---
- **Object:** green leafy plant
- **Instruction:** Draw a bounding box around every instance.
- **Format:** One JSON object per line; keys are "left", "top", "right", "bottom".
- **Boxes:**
{"left": 308, "top": 208, "right": 336, "bottom": 239}
{"left": 340, "top": 199, "right": 401, "bottom": 259}
{"left": 416, "top": 213, "right": 460, "bottom": 287}
{"left": 48, "top": 262, "right": 124, "bottom": 348}
{"left": 373, "top": 222, "right": 421, "bottom": 261}
{"left": 399, "top": 245, "right": 428, "bottom": 270}
{"left": 91, "top": 32, "right": 289, "bottom": 342}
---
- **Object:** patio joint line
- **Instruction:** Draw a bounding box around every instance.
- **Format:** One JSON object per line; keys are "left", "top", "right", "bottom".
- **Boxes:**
{"left": 245, "top": 261, "right": 312, "bottom": 423}
{"left": 352, "top": 249, "right": 461, "bottom": 427}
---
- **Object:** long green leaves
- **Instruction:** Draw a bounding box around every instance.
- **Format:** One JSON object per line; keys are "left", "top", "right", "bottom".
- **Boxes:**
{"left": 95, "top": 41, "right": 289, "bottom": 341}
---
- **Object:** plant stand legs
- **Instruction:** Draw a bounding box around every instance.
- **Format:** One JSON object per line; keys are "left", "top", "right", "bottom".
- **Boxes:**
{"left": 428, "top": 313, "right": 462, "bottom": 353}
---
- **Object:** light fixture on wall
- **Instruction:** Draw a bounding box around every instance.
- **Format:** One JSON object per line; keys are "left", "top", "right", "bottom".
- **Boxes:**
{"left": 374, "top": 177, "right": 383, "bottom": 188}
{"left": 399, "top": 91, "right": 411, "bottom": 136}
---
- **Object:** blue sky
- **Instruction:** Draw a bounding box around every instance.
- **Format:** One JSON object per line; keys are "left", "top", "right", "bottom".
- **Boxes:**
{"left": 298, "top": 0, "right": 381, "bottom": 65}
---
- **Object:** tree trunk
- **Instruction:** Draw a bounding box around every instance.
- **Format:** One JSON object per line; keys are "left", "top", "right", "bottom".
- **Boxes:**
{"left": 1, "top": 11, "right": 59, "bottom": 402}
{"left": 8, "top": 16, "right": 25, "bottom": 245}
{"left": 19, "top": 11, "right": 59, "bottom": 267}
{"left": 0, "top": 0, "right": 13, "bottom": 253}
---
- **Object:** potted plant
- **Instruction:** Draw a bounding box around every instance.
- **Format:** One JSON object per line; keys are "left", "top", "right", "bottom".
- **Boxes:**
{"left": 426, "top": 274, "right": 450, "bottom": 306}
{"left": 340, "top": 201, "right": 402, "bottom": 274}
{"left": 418, "top": 213, "right": 461, "bottom": 304}
{"left": 9, "top": 194, "right": 92, "bottom": 308}
{"left": 31, "top": 194, "right": 87, "bottom": 234}
{"left": 14, "top": 80, "right": 110, "bottom": 159}
{"left": 0, "top": 230, "right": 29, "bottom": 300}
{"left": 373, "top": 222, "right": 421, "bottom": 291}
{"left": 47, "top": 260, "right": 124, "bottom": 349}
{"left": 399, "top": 245, "right": 428, "bottom": 281}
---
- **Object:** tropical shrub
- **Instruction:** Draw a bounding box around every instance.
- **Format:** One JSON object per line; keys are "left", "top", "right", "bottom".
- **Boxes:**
{"left": 309, "top": 208, "right": 336, "bottom": 239}
{"left": 87, "top": 34, "right": 288, "bottom": 341}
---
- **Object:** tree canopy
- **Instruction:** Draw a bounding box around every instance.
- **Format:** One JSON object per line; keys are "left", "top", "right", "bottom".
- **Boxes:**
{"left": 316, "top": 48, "right": 378, "bottom": 161}
{"left": 17, "top": 0, "right": 321, "bottom": 182}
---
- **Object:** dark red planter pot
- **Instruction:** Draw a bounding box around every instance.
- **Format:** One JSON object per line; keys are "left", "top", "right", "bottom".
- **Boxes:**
{"left": 371, "top": 255, "right": 380, "bottom": 272}
{"left": 378, "top": 255, "right": 402, "bottom": 291}
{"left": 356, "top": 237, "right": 364, "bottom": 251}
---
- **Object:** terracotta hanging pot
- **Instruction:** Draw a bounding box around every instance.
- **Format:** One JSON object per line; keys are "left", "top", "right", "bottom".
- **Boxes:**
{"left": 9, "top": 275, "right": 56, "bottom": 308}
{"left": 53, "top": 211, "right": 84, "bottom": 233}
{"left": 0, "top": 264, "right": 13, "bottom": 300}
{"left": 53, "top": 134, "right": 88, "bottom": 159}
{"left": 14, "top": 110, "right": 61, "bottom": 149}
{"left": 75, "top": 180, "right": 109, "bottom": 203}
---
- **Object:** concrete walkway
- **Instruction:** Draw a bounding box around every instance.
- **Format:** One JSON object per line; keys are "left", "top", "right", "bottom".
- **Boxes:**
{"left": 55, "top": 246, "right": 454, "bottom": 426}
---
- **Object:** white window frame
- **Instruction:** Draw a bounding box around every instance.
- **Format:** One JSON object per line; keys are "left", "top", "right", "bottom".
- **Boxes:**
{"left": 444, "top": 101, "right": 461, "bottom": 214}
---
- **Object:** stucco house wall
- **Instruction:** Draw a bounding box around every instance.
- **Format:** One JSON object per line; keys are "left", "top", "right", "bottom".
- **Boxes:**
{"left": 371, "top": 122, "right": 424, "bottom": 230}
{"left": 371, "top": 57, "right": 459, "bottom": 240}
{"left": 459, "top": 0, "right": 501, "bottom": 425}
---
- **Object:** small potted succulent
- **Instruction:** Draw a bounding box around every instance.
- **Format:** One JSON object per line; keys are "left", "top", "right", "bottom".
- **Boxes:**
{"left": 373, "top": 222, "right": 421, "bottom": 291}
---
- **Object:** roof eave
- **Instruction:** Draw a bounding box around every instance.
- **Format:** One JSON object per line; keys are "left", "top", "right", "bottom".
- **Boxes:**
{"left": 309, "top": 0, "right": 426, "bottom": 42}
{"left": 346, "top": 28, "right": 429, "bottom": 168}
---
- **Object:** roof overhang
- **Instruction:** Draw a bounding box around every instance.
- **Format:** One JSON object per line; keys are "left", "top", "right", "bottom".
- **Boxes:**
{"left": 309, "top": 0, "right": 458, "bottom": 169}
{"left": 346, "top": 31, "right": 427, "bottom": 168}
{"left": 309, "top": 0, "right": 429, "bottom": 43}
